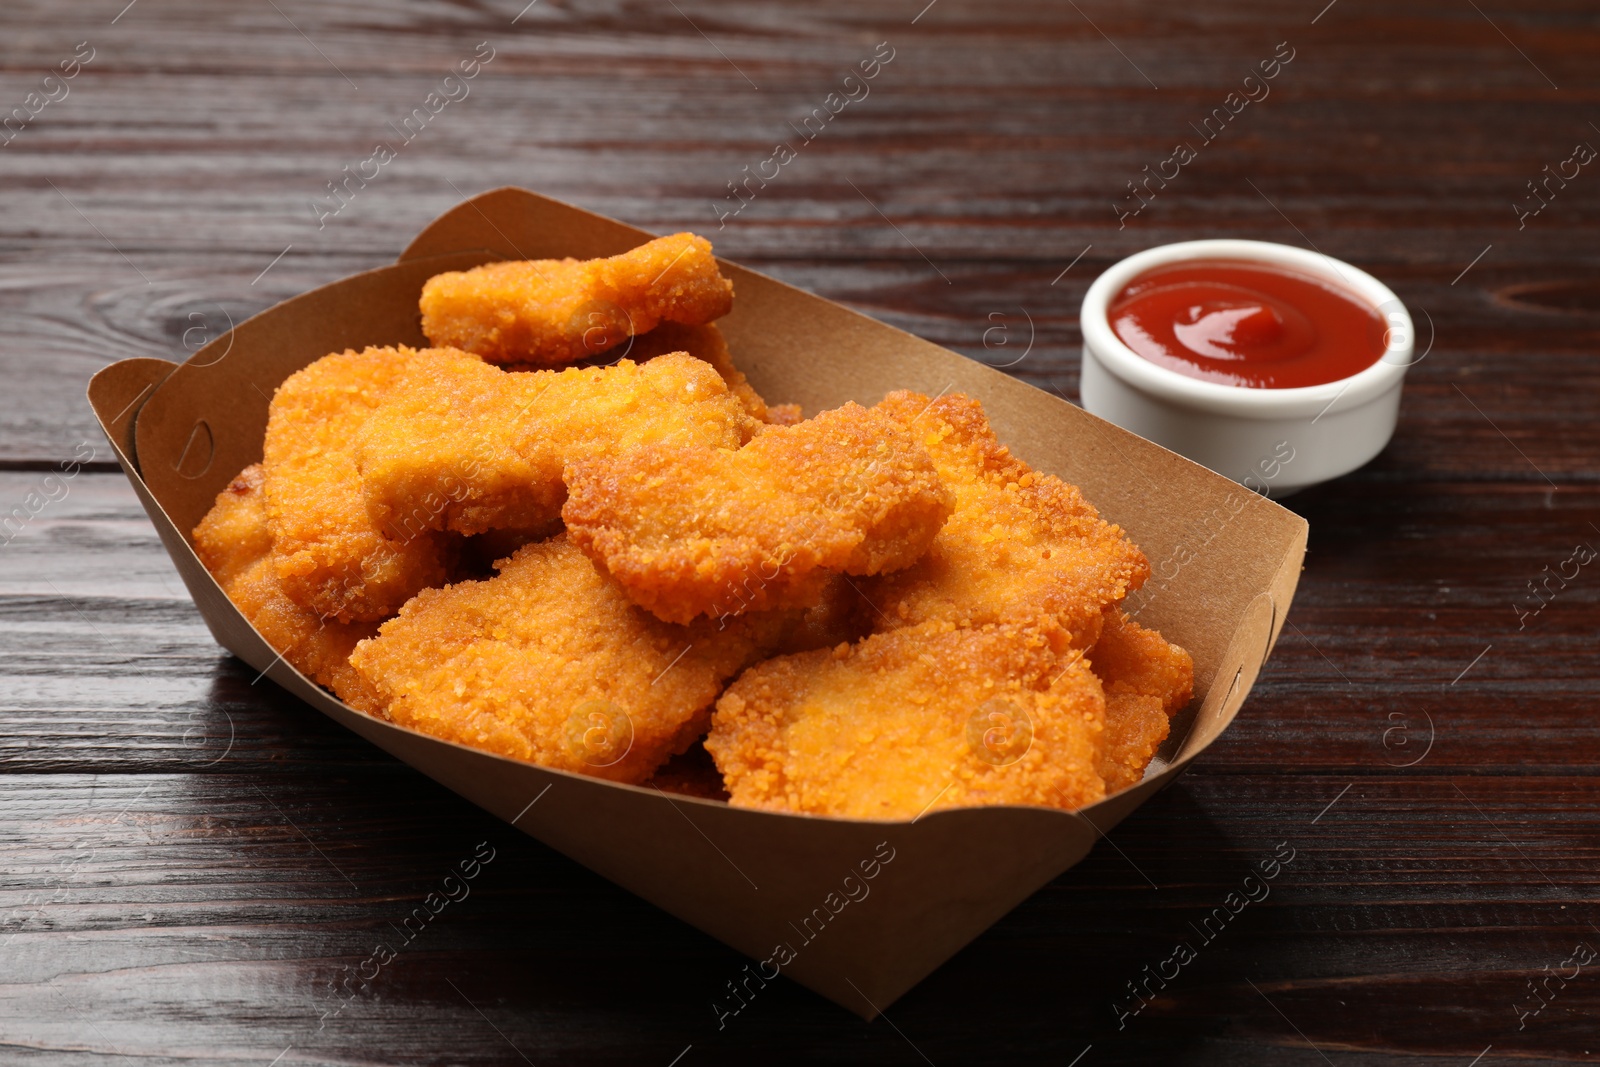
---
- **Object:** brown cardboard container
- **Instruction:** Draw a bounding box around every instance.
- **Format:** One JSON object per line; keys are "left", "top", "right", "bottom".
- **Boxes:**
{"left": 87, "top": 188, "right": 1307, "bottom": 1019}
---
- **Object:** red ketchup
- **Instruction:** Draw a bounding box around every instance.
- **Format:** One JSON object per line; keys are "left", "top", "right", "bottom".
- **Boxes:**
{"left": 1108, "top": 260, "right": 1388, "bottom": 388}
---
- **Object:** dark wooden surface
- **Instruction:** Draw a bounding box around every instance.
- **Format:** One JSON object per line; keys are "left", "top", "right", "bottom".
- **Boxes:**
{"left": 3, "top": 0, "right": 1599, "bottom": 1063}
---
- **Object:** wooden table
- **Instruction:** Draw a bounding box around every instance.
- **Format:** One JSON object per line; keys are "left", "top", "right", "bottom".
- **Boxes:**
{"left": 4, "top": 1, "right": 1597, "bottom": 1062}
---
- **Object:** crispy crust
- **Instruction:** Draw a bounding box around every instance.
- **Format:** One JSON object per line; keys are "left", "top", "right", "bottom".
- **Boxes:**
{"left": 419, "top": 233, "right": 734, "bottom": 365}
{"left": 707, "top": 620, "right": 1107, "bottom": 818}
{"left": 355, "top": 352, "right": 751, "bottom": 538}
{"left": 262, "top": 346, "right": 464, "bottom": 623}
{"left": 861, "top": 391, "right": 1150, "bottom": 643}
{"left": 563, "top": 402, "right": 953, "bottom": 624}
{"left": 1089, "top": 608, "right": 1195, "bottom": 792}
{"left": 192, "top": 464, "right": 382, "bottom": 712}
{"left": 347, "top": 535, "right": 795, "bottom": 784}
{"left": 620, "top": 322, "right": 772, "bottom": 422}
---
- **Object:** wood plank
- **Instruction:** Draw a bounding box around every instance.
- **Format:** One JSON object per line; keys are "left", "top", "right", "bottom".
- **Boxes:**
{"left": 0, "top": 772, "right": 1593, "bottom": 1062}
{"left": 4, "top": 0, "right": 1599, "bottom": 1060}
{"left": 1, "top": 1, "right": 1597, "bottom": 461}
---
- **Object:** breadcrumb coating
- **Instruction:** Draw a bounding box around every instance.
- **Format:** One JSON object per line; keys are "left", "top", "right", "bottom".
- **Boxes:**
{"left": 861, "top": 391, "right": 1150, "bottom": 643}
{"left": 1089, "top": 608, "right": 1194, "bottom": 792}
{"left": 621, "top": 322, "right": 772, "bottom": 422}
{"left": 263, "top": 346, "right": 466, "bottom": 623}
{"left": 419, "top": 233, "right": 734, "bottom": 365}
{"left": 355, "top": 352, "right": 753, "bottom": 538}
{"left": 707, "top": 620, "right": 1107, "bottom": 818}
{"left": 347, "top": 535, "right": 794, "bottom": 784}
{"left": 563, "top": 402, "right": 953, "bottom": 624}
{"left": 192, "top": 465, "right": 382, "bottom": 712}
{"left": 192, "top": 463, "right": 274, "bottom": 589}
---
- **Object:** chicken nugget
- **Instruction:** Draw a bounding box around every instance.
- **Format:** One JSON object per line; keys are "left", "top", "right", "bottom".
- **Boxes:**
{"left": 618, "top": 322, "right": 773, "bottom": 423}
{"left": 355, "top": 353, "right": 752, "bottom": 538}
{"left": 419, "top": 233, "right": 734, "bottom": 365}
{"left": 563, "top": 402, "right": 953, "bottom": 625}
{"left": 707, "top": 621, "right": 1107, "bottom": 819}
{"left": 861, "top": 391, "right": 1150, "bottom": 643}
{"left": 193, "top": 465, "right": 382, "bottom": 712}
{"left": 192, "top": 463, "right": 274, "bottom": 589}
{"left": 1089, "top": 608, "right": 1194, "bottom": 792}
{"left": 347, "top": 535, "right": 794, "bottom": 784}
{"left": 263, "top": 346, "right": 468, "bottom": 623}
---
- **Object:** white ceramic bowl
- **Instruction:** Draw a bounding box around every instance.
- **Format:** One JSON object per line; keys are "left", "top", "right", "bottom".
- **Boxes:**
{"left": 1080, "top": 239, "right": 1414, "bottom": 497}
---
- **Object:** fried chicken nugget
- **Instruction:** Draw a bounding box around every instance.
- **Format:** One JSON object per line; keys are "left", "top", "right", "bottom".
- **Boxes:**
{"left": 354, "top": 353, "right": 753, "bottom": 538}
{"left": 620, "top": 322, "right": 772, "bottom": 422}
{"left": 707, "top": 621, "right": 1107, "bottom": 819}
{"left": 562, "top": 402, "right": 953, "bottom": 625}
{"left": 263, "top": 346, "right": 470, "bottom": 623}
{"left": 419, "top": 233, "right": 734, "bottom": 366}
{"left": 861, "top": 391, "right": 1150, "bottom": 643}
{"left": 1089, "top": 608, "right": 1194, "bottom": 792}
{"left": 193, "top": 465, "right": 381, "bottom": 712}
{"left": 346, "top": 535, "right": 794, "bottom": 784}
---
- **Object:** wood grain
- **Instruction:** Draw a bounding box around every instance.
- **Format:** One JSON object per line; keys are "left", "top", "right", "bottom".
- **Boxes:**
{"left": 2, "top": 0, "right": 1598, "bottom": 1062}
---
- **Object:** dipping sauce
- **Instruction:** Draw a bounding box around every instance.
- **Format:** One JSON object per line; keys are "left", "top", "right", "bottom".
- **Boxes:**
{"left": 1108, "top": 259, "right": 1388, "bottom": 388}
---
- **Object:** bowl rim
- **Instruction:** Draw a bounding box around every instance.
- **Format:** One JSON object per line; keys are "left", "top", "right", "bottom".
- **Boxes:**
{"left": 1081, "top": 238, "right": 1413, "bottom": 420}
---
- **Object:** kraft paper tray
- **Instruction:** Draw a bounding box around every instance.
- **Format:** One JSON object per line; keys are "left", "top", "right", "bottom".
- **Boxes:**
{"left": 87, "top": 187, "right": 1307, "bottom": 1017}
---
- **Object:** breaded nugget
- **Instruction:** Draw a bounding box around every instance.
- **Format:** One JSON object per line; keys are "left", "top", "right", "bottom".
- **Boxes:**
{"left": 347, "top": 535, "right": 794, "bottom": 784}
{"left": 563, "top": 402, "right": 953, "bottom": 625}
{"left": 861, "top": 391, "right": 1150, "bottom": 643}
{"left": 419, "top": 233, "right": 734, "bottom": 365}
{"left": 193, "top": 465, "right": 381, "bottom": 712}
{"left": 621, "top": 322, "right": 772, "bottom": 422}
{"left": 192, "top": 463, "right": 274, "bottom": 588}
{"left": 707, "top": 621, "right": 1107, "bottom": 819}
{"left": 1089, "top": 608, "right": 1194, "bottom": 792}
{"left": 263, "top": 346, "right": 465, "bottom": 623}
{"left": 355, "top": 353, "right": 753, "bottom": 538}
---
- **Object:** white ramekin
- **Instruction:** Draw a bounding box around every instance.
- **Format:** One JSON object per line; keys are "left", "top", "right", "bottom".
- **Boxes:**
{"left": 1079, "top": 239, "right": 1414, "bottom": 497}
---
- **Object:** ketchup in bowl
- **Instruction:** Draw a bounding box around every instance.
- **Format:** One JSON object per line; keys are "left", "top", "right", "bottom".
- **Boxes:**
{"left": 1108, "top": 259, "right": 1388, "bottom": 389}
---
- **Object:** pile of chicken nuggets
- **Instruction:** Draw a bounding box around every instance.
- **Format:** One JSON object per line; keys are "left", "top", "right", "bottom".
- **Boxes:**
{"left": 193, "top": 231, "right": 1193, "bottom": 820}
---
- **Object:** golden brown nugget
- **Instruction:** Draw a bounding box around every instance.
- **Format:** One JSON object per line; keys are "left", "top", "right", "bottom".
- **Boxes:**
{"left": 193, "top": 464, "right": 275, "bottom": 589}
{"left": 355, "top": 353, "right": 753, "bottom": 538}
{"left": 193, "top": 465, "right": 381, "bottom": 712}
{"left": 1089, "top": 609, "right": 1194, "bottom": 792}
{"left": 419, "top": 233, "right": 734, "bottom": 365}
{"left": 347, "top": 535, "right": 793, "bottom": 784}
{"left": 563, "top": 402, "right": 953, "bottom": 625}
{"left": 263, "top": 346, "right": 467, "bottom": 623}
{"left": 621, "top": 321, "right": 771, "bottom": 422}
{"left": 707, "top": 621, "right": 1107, "bottom": 819}
{"left": 862, "top": 391, "right": 1150, "bottom": 643}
